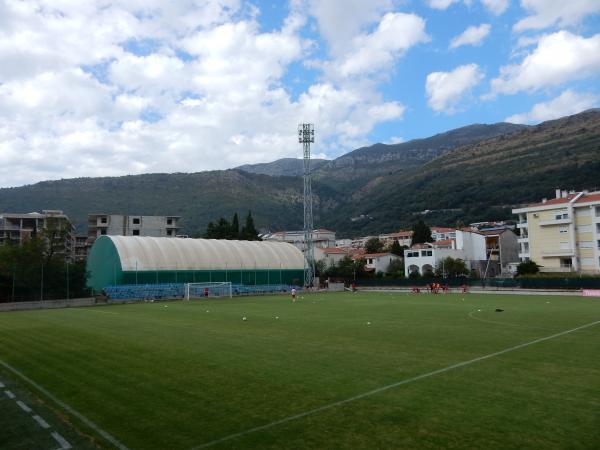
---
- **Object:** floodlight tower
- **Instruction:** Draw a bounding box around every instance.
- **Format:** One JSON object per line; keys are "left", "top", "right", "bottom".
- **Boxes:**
{"left": 298, "top": 123, "right": 315, "bottom": 288}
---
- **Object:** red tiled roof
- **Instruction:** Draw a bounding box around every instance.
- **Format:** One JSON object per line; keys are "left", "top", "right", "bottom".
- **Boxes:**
{"left": 576, "top": 192, "right": 600, "bottom": 203}
{"left": 434, "top": 239, "right": 454, "bottom": 246}
{"left": 320, "top": 247, "right": 347, "bottom": 254}
{"left": 410, "top": 243, "right": 433, "bottom": 249}
{"left": 528, "top": 196, "right": 575, "bottom": 207}
{"left": 431, "top": 227, "right": 455, "bottom": 233}
{"left": 362, "top": 252, "right": 392, "bottom": 258}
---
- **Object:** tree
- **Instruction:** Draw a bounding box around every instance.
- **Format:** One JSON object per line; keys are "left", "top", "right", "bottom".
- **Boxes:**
{"left": 386, "top": 258, "right": 404, "bottom": 278}
{"left": 240, "top": 210, "right": 260, "bottom": 241}
{"left": 435, "top": 257, "right": 469, "bottom": 278}
{"left": 364, "top": 237, "right": 384, "bottom": 254}
{"left": 411, "top": 220, "right": 433, "bottom": 245}
{"left": 389, "top": 240, "right": 403, "bottom": 256}
{"left": 516, "top": 260, "right": 540, "bottom": 276}
{"left": 230, "top": 213, "right": 240, "bottom": 240}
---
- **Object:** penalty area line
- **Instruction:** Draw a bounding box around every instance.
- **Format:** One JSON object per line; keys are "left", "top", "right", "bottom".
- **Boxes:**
{"left": 191, "top": 319, "right": 600, "bottom": 449}
{"left": 0, "top": 358, "right": 130, "bottom": 450}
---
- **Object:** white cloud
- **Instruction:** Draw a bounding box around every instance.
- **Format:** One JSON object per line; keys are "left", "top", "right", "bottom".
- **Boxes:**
{"left": 514, "top": 0, "right": 600, "bottom": 31}
{"left": 309, "top": 0, "right": 393, "bottom": 56}
{"left": 505, "top": 89, "right": 599, "bottom": 123}
{"left": 490, "top": 31, "right": 600, "bottom": 95}
{"left": 0, "top": 0, "right": 417, "bottom": 188}
{"left": 426, "top": 64, "right": 484, "bottom": 113}
{"left": 481, "top": 0, "right": 509, "bottom": 15}
{"left": 426, "top": 0, "right": 508, "bottom": 13}
{"left": 450, "top": 24, "right": 491, "bottom": 49}
{"left": 426, "top": 0, "right": 457, "bottom": 10}
{"left": 334, "top": 12, "right": 429, "bottom": 78}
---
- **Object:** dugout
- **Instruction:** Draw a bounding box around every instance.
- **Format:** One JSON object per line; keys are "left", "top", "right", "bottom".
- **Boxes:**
{"left": 87, "top": 236, "right": 305, "bottom": 293}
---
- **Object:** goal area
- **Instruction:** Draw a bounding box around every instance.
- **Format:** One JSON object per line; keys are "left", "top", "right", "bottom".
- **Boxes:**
{"left": 185, "top": 282, "right": 233, "bottom": 300}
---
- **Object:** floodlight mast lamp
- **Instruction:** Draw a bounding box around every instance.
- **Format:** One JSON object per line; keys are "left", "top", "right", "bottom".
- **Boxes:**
{"left": 299, "top": 123, "right": 315, "bottom": 289}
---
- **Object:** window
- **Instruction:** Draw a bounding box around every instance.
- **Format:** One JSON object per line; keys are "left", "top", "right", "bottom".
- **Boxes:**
{"left": 421, "top": 250, "right": 432, "bottom": 256}
{"left": 406, "top": 251, "right": 419, "bottom": 258}
{"left": 100, "top": 217, "right": 107, "bottom": 224}
{"left": 133, "top": 218, "right": 141, "bottom": 225}
{"left": 367, "top": 258, "right": 373, "bottom": 264}
{"left": 167, "top": 218, "right": 173, "bottom": 225}
{"left": 596, "top": 207, "right": 600, "bottom": 217}
{"left": 132, "top": 229, "right": 140, "bottom": 236}
{"left": 560, "top": 258, "right": 572, "bottom": 268}
{"left": 559, "top": 225, "right": 568, "bottom": 234}
{"left": 167, "top": 230, "right": 173, "bottom": 236}
{"left": 555, "top": 212, "right": 568, "bottom": 220}
{"left": 100, "top": 229, "right": 107, "bottom": 235}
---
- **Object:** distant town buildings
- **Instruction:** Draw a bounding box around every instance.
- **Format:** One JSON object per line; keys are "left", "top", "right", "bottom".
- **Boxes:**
{"left": 262, "top": 229, "right": 336, "bottom": 250}
{"left": 513, "top": 189, "right": 600, "bottom": 273}
{"left": 404, "top": 229, "right": 487, "bottom": 277}
{"left": 87, "top": 214, "right": 181, "bottom": 245}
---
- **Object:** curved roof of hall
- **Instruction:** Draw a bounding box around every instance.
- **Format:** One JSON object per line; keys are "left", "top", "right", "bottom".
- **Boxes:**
{"left": 106, "top": 236, "right": 304, "bottom": 271}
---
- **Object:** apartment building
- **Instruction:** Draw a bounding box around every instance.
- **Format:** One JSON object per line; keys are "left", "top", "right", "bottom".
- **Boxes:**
{"left": 513, "top": 189, "right": 600, "bottom": 273}
{"left": 0, "top": 210, "right": 75, "bottom": 258}
{"left": 87, "top": 214, "right": 181, "bottom": 245}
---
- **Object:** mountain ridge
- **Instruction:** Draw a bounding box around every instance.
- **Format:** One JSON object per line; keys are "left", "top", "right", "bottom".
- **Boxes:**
{"left": 0, "top": 112, "right": 597, "bottom": 237}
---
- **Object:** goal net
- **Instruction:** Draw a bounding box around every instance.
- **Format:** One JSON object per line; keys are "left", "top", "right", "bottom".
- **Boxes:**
{"left": 185, "top": 282, "right": 233, "bottom": 300}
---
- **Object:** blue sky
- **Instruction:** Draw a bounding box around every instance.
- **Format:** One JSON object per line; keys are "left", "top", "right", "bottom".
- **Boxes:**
{"left": 0, "top": 0, "right": 599, "bottom": 187}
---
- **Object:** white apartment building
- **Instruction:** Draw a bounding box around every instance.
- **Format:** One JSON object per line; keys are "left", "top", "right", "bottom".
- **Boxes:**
{"left": 513, "top": 189, "right": 600, "bottom": 273}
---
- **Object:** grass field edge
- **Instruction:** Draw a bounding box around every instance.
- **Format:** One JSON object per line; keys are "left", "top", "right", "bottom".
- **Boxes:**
{"left": 0, "top": 357, "right": 130, "bottom": 450}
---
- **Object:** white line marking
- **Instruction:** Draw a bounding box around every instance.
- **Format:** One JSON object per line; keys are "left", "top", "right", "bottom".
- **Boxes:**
{"left": 51, "top": 431, "right": 72, "bottom": 449}
{"left": 16, "top": 400, "right": 32, "bottom": 412}
{"left": 5, "top": 389, "right": 16, "bottom": 399}
{"left": 190, "top": 319, "right": 600, "bottom": 449}
{"left": 467, "top": 309, "right": 550, "bottom": 331}
{"left": 73, "top": 309, "right": 119, "bottom": 315}
{"left": 32, "top": 414, "right": 50, "bottom": 429}
{"left": 0, "top": 359, "right": 130, "bottom": 450}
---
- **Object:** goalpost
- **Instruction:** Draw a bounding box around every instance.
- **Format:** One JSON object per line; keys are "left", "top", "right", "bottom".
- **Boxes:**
{"left": 185, "top": 282, "right": 233, "bottom": 300}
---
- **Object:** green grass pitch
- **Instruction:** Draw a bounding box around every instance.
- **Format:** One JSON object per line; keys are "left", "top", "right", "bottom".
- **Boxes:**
{"left": 1, "top": 291, "right": 599, "bottom": 450}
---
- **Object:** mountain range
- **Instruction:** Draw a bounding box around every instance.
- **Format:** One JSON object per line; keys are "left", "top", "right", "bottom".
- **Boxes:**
{"left": 1, "top": 110, "right": 599, "bottom": 237}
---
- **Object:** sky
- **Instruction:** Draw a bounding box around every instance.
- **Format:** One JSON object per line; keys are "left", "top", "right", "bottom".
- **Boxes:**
{"left": 0, "top": 0, "right": 599, "bottom": 188}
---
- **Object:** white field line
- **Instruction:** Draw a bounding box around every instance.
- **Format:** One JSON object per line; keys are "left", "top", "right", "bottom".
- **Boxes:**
{"left": 72, "top": 309, "right": 120, "bottom": 315}
{"left": 190, "top": 319, "right": 600, "bottom": 450}
{"left": 51, "top": 431, "right": 72, "bottom": 450}
{"left": 5, "top": 389, "right": 16, "bottom": 399}
{"left": 32, "top": 414, "right": 51, "bottom": 429}
{"left": 0, "top": 359, "right": 130, "bottom": 450}
{"left": 467, "top": 309, "right": 550, "bottom": 331}
{"left": 16, "top": 399, "right": 32, "bottom": 413}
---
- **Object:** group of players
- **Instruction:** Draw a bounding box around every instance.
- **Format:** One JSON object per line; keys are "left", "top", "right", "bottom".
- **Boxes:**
{"left": 411, "top": 284, "right": 469, "bottom": 294}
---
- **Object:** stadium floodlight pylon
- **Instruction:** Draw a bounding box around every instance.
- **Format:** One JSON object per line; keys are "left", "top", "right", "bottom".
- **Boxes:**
{"left": 185, "top": 282, "right": 233, "bottom": 299}
{"left": 298, "top": 123, "right": 315, "bottom": 289}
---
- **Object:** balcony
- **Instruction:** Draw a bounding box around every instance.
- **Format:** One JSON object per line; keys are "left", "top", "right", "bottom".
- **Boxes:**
{"left": 516, "top": 222, "right": 528, "bottom": 229}
{"left": 539, "top": 217, "right": 572, "bottom": 226}
{"left": 518, "top": 251, "right": 530, "bottom": 259}
{"left": 517, "top": 237, "right": 529, "bottom": 244}
{"left": 541, "top": 249, "right": 575, "bottom": 257}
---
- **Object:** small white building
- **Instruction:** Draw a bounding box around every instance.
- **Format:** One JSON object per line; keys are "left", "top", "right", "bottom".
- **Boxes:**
{"left": 404, "top": 230, "right": 487, "bottom": 277}
{"left": 431, "top": 227, "right": 456, "bottom": 242}
{"left": 314, "top": 247, "right": 349, "bottom": 266}
{"left": 358, "top": 252, "right": 401, "bottom": 274}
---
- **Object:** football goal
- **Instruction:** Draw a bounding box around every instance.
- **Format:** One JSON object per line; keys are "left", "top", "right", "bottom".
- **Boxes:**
{"left": 184, "top": 282, "right": 233, "bottom": 300}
